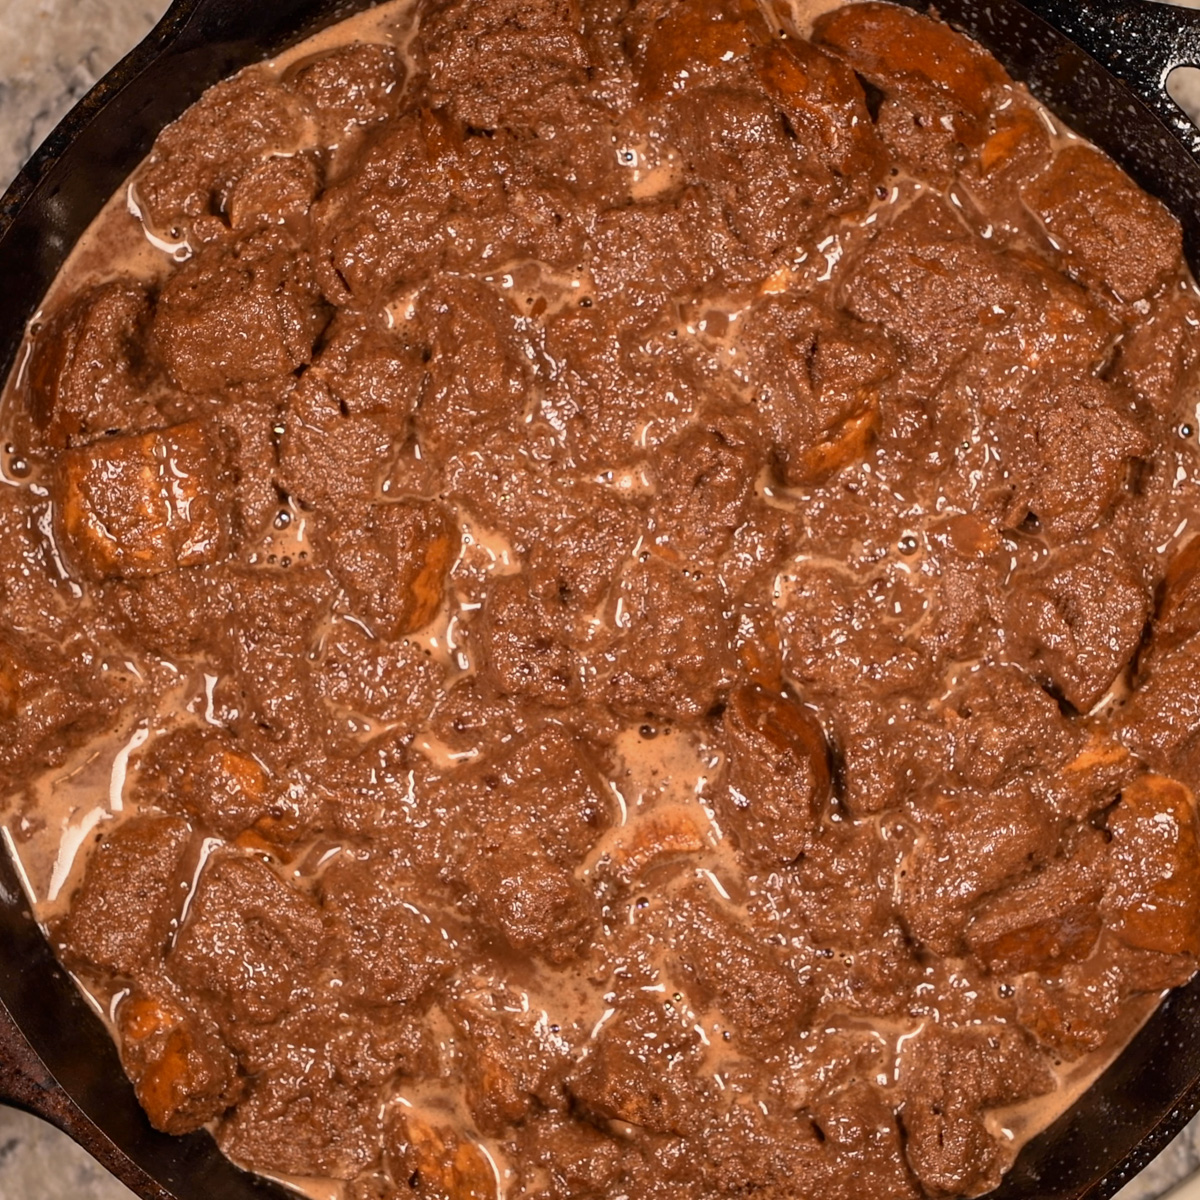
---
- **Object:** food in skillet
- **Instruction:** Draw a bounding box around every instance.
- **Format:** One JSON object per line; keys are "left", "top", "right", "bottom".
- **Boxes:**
{"left": 2, "top": 0, "right": 1200, "bottom": 1196}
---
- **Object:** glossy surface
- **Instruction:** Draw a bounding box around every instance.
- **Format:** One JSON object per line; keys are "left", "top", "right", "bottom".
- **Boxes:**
{"left": 4, "top": 2, "right": 1200, "bottom": 1200}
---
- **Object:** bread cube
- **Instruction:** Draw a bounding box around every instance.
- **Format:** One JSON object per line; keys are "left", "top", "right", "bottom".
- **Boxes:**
{"left": 55, "top": 421, "right": 229, "bottom": 582}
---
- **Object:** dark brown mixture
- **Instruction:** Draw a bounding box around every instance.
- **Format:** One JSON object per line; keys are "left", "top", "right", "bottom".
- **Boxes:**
{"left": 3, "top": 0, "right": 1200, "bottom": 1196}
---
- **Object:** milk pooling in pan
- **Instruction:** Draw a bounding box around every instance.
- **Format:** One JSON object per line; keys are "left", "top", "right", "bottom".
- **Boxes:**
{"left": 3, "top": 0, "right": 1200, "bottom": 1197}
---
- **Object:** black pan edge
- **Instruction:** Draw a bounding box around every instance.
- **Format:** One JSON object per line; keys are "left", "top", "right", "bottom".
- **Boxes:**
{"left": 3, "top": 1, "right": 1200, "bottom": 1198}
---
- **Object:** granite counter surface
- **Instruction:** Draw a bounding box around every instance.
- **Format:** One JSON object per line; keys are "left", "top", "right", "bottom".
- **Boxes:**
{"left": 1, "top": 1, "right": 1200, "bottom": 1198}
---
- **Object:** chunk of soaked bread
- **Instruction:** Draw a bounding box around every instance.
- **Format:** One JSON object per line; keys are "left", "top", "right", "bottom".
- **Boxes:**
{"left": 54, "top": 421, "right": 230, "bottom": 582}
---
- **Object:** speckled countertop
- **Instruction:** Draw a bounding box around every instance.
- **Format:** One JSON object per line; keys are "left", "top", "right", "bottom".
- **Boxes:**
{"left": 2, "top": 2, "right": 1200, "bottom": 1198}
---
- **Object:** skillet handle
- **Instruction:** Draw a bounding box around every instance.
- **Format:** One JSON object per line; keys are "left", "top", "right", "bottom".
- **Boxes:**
{"left": 1013, "top": 0, "right": 1200, "bottom": 154}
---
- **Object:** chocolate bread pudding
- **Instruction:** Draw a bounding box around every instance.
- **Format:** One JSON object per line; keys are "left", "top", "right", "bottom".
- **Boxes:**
{"left": 3, "top": 0, "right": 1200, "bottom": 1196}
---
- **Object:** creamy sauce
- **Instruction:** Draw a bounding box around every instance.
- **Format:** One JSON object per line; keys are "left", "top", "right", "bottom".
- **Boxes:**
{"left": 1, "top": 0, "right": 1198, "bottom": 1197}
{"left": 247, "top": 497, "right": 317, "bottom": 571}
{"left": 582, "top": 725, "right": 724, "bottom": 877}
{"left": 257, "top": 1174, "right": 346, "bottom": 1200}
{"left": 0, "top": 10, "right": 427, "bottom": 1198}
{"left": 6, "top": 674, "right": 196, "bottom": 924}
{"left": 986, "top": 990, "right": 1165, "bottom": 1172}
{"left": 770, "top": 0, "right": 847, "bottom": 36}
{"left": 1, "top": 0, "right": 421, "bottom": 361}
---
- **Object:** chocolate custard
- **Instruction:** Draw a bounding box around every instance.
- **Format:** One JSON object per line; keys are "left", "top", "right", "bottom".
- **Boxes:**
{"left": 3, "top": 0, "right": 1200, "bottom": 1197}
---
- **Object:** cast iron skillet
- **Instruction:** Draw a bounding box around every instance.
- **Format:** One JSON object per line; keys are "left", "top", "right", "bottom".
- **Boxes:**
{"left": 1, "top": 0, "right": 1200, "bottom": 1197}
